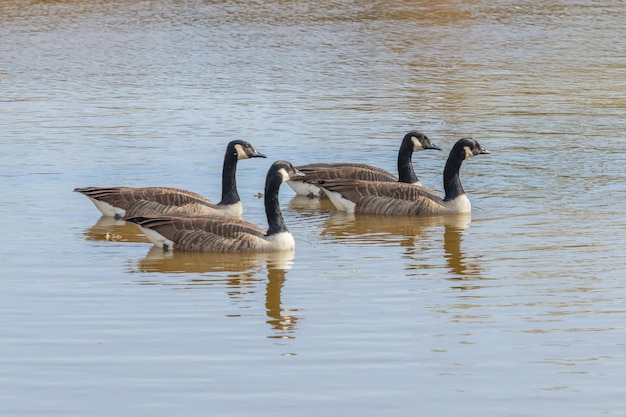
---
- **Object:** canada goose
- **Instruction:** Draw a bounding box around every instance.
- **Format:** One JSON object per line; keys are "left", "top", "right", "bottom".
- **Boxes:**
{"left": 287, "top": 131, "right": 441, "bottom": 198}
{"left": 74, "top": 140, "right": 266, "bottom": 219}
{"left": 315, "top": 137, "right": 490, "bottom": 216}
{"left": 126, "top": 160, "right": 304, "bottom": 253}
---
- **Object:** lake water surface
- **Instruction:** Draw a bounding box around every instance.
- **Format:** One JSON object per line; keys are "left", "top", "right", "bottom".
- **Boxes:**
{"left": 2, "top": 1, "right": 626, "bottom": 416}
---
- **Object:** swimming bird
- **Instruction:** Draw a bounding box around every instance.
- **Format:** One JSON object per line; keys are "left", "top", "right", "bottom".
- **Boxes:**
{"left": 286, "top": 131, "right": 441, "bottom": 198}
{"left": 315, "top": 137, "right": 490, "bottom": 216}
{"left": 74, "top": 140, "right": 266, "bottom": 219}
{"left": 126, "top": 160, "right": 304, "bottom": 253}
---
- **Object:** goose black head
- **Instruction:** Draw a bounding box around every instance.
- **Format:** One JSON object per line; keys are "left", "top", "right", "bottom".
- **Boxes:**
{"left": 454, "top": 137, "right": 490, "bottom": 160}
{"left": 228, "top": 140, "right": 267, "bottom": 160}
{"left": 270, "top": 160, "right": 305, "bottom": 182}
{"left": 404, "top": 131, "right": 442, "bottom": 152}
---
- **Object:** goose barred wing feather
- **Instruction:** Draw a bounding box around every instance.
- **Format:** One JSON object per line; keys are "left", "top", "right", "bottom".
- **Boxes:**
{"left": 140, "top": 215, "right": 266, "bottom": 237}
{"left": 355, "top": 195, "right": 447, "bottom": 216}
{"left": 74, "top": 186, "right": 216, "bottom": 207}
{"left": 297, "top": 163, "right": 398, "bottom": 182}
{"left": 74, "top": 186, "right": 221, "bottom": 217}
{"left": 135, "top": 187, "right": 215, "bottom": 205}
{"left": 123, "top": 199, "right": 219, "bottom": 218}
{"left": 172, "top": 229, "right": 268, "bottom": 252}
{"left": 318, "top": 179, "right": 442, "bottom": 203}
{"left": 130, "top": 215, "right": 268, "bottom": 253}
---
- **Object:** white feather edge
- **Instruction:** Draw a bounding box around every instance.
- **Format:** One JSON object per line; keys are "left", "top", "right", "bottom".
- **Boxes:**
{"left": 286, "top": 180, "right": 322, "bottom": 197}
{"left": 86, "top": 196, "right": 126, "bottom": 218}
{"left": 139, "top": 226, "right": 175, "bottom": 250}
{"left": 319, "top": 188, "right": 356, "bottom": 213}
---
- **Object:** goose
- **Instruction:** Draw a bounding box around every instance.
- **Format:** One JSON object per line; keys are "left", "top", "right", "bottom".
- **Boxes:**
{"left": 126, "top": 160, "right": 304, "bottom": 253}
{"left": 74, "top": 140, "right": 266, "bottom": 219}
{"left": 287, "top": 131, "right": 441, "bottom": 198}
{"left": 315, "top": 137, "right": 490, "bottom": 216}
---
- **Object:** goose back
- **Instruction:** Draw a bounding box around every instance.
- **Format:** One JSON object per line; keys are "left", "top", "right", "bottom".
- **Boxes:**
{"left": 354, "top": 195, "right": 469, "bottom": 216}
{"left": 127, "top": 215, "right": 272, "bottom": 252}
{"left": 316, "top": 178, "right": 448, "bottom": 214}
{"left": 298, "top": 163, "right": 398, "bottom": 183}
{"left": 74, "top": 186, "right": 233, "bottom": 219}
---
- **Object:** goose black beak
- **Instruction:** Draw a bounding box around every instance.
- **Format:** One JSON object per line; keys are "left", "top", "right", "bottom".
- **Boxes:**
{"left": 251, "top": 151, "right": 267, "bottom": 158}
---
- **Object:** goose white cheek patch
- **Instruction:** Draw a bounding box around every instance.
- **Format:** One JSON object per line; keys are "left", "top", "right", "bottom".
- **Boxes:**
{"left": 278, "top": 168, "right": 291, "bottom": 182}
{"left": 412, "top": 137, "right": 424, "bottom": 151}
{"left": 235, "top": 144, "right": 249, "bottom": 159}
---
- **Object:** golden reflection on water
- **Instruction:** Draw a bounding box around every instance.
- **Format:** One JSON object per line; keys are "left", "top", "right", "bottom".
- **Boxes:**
{"left": 82, "top": 216, "right": 149, "bottom": 243}
{"left": 287, "top": 195, "right": 336, "bottom": 213}
{"left": 136, "top": 248, "right": 299, "bottom": 339}
{"left": 82, "top": 217, "right": 299, "bottom": 339}
{"left": 288, "top": 194, "right": 486, "bottom": 281}
{"left": 442, "top": 220, "right": 483, "bottom": 280}
{"left": 318, "top": 211, "right": 482, "bottom": 278}
{"left": 321, "top": 211, "right": 469, "bottom": 239}
{"left": 136, "top": 246, "right": 295, "bottom": 274}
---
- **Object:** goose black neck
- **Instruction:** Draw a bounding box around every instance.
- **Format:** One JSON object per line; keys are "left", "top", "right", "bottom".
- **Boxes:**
{"left": 397, "top": 139, "right": 419, "bottom": 184}
{"left": 219, "top": 148, "right": 240, "bottom": 205}
{"left": 265, "top": 173, "right": 288, "bottom": 236}
{"left": 443, "top": 149, "right": 465, "bottom": 201}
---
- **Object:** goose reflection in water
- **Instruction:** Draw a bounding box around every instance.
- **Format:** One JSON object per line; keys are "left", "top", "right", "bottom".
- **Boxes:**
{"left": 81, "top": 217, "right": 299, "bottom": 339}
{"left": 442, "top": 219, "right": 481, "bottom": 279}
{"left": 318, "top": 211, "right": 482, "bottom": 278}
{"left": 287, "top": 194, "right": 337, "bottom": 213}
{"left": 134, "top": 247, "right": 300, "bottom": 339}
{"left": 81, "top": 216, "right": 150, "bottom": 243}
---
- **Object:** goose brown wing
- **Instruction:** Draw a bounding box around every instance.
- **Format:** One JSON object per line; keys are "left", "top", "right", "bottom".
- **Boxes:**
{"left": 74, "top": 186, "right": 216, "bottom": 208}
{"left": 130, "top": 215, "right": 267, "bottom": 253}
{"left": 318, "top": 179, "right": 442, "bottom": 203}
{"left": 297, "top": 163, "right": 398, "bottom": 182}
{"left": 135, "top": 215, "right": 265, "bottom": 237}
{"left": 171, "top": 230, "right": 268, "bottom": 252}
{"left": 123, "top": 199, "right": 221, "bottom": 218}
{"left": 355, "top": 195, "right": 447, "bottom": 216}
{"left": 140, "top": 187, "right": 215, "bottom": 205}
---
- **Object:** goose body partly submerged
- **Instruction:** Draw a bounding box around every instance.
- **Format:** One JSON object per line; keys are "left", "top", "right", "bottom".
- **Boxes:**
{"left": 74, "top": 140, "right": 266, "bottom": 219}
{"left": 126, "top": 161, "right": 303, "bottom": 253}
{"left": 316, "top": 138, "right": 490, "bottom": 216}
{"left": 287, "top": 131, "right": 441, "bottom": 198}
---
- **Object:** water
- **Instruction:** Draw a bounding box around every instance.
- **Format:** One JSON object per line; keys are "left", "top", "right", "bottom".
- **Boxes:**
{"left": 2, "top": 0, "right": 626, "bottom": 415}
